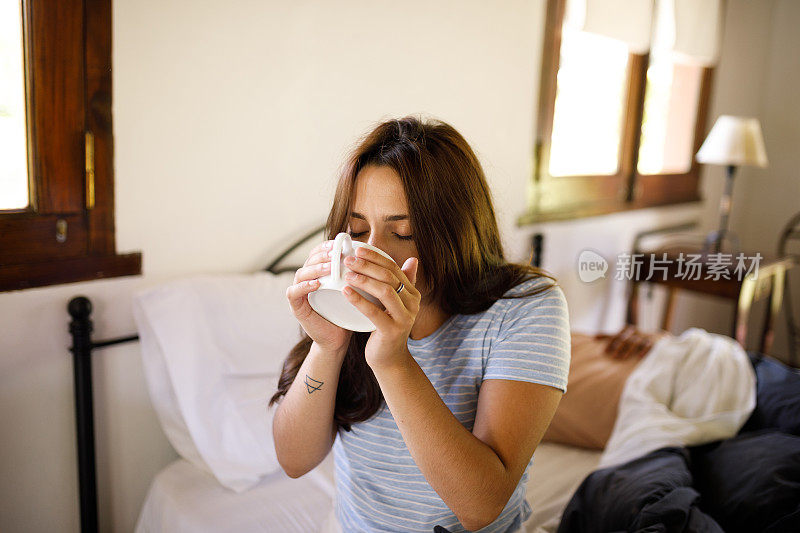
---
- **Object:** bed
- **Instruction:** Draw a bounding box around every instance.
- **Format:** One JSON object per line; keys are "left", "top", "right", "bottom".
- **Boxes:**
{"left": 67, "top": 224, "right": 800, "bottom": 533}
{"left": 132, "top": 441, "right": 602, "bottom": 533}
{"left": 134, "top": 454, "right": 337, "bottom": 532}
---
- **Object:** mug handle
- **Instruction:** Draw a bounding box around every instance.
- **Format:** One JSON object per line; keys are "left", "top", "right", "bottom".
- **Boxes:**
{"left": 331, "top": 232, "right": 351, "bottom": 283}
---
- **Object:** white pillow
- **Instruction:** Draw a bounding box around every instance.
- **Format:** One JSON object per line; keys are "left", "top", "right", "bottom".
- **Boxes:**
{"left": 132, "top": 271, "right": 301, "bottom": 492}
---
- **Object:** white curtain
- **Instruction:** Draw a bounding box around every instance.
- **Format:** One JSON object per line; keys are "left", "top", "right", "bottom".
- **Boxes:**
{"left": 670, "top": 0, "right": 724, "bottom": 66}
{"left": 565, "top": 0, "right": 724, "bottom": 66}
{"left": 565, "top": 0, "right": 655, "bottom": 54}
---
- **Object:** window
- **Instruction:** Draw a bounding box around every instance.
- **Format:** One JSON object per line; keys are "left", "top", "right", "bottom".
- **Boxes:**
{"left": 523, "top": 0, "right": 720, "bottom": 223}
{"left": 0, "top": 0, "right": 141, "bottom": 292}
{"left": 0, "top": 1, "right": 29, "bottom": 211}
{"left": 548, "top": 29, "right": 630, "bottom": 178}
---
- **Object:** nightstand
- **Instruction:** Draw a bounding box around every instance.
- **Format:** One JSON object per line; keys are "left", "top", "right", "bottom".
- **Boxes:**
{"left": 624, "top": 244, "right": 798, "bottom": 354}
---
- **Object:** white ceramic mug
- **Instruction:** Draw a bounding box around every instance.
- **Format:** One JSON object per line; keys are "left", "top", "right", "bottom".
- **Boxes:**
{"left": 307, "top": 232, "right": 397, "bottom": 332}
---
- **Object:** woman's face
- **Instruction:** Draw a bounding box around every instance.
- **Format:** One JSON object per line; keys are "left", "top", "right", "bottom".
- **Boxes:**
{"left": 347, "top": 164, "right": 428, "bottom": 299}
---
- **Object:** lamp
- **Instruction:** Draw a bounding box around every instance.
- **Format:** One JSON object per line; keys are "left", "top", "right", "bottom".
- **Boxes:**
{"left": 696, "top": 115, "right": 768, "bottom": 254}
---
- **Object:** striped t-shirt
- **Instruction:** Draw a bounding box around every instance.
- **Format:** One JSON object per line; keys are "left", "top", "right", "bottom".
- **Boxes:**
{"left": 332, "top": 276, "right": 571, "bottom": 532}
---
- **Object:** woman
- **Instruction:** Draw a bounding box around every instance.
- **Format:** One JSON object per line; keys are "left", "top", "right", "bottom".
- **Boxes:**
{"left": 269, "top": 116, "right": 571, "bottom": 532}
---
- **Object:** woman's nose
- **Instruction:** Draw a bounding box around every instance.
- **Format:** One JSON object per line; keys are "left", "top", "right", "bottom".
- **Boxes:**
{"left": 367, "top": 234, "right": 386, "bottom": 253}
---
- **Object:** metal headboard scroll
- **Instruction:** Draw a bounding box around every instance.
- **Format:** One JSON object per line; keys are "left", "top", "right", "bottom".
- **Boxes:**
{"left": 67, "top": 223, "right": 326, "bottom": 533}
{"left": 264, "top": 223, "right": 328, "bottom": 274}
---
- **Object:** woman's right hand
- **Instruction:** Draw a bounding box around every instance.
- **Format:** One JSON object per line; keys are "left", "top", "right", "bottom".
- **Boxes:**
{"left": 286, "top": 240, "right": 353, "bottom": 355}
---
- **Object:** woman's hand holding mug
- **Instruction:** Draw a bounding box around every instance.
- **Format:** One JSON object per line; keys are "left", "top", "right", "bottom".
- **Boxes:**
{"left": 287, "top": 232, "right": 421, "bottom": 367}
{"left": 341, "top": 244, "right": 420, "bottom": 370}
{"left": 286, "top": 240, "right": 352, "bottom": 356}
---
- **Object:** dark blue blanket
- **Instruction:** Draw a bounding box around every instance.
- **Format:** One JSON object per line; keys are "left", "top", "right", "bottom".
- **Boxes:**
{"left": 557, "top": 352, "right": 800, "bottom": 533}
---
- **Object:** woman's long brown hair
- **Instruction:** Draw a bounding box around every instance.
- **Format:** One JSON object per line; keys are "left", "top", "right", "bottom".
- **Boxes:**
{"left": 268, "top": 115, "right": 559, "bottom": 432}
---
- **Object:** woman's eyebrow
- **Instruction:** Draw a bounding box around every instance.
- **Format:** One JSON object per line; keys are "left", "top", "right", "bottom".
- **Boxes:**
{"left": 350, "top": 211, "right": 409, "bottom": 222}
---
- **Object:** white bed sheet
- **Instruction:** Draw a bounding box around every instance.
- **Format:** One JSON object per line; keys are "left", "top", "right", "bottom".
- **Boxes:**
{"left": 135, "top": 442, "right": 601, "bottom": 533}
{"left": 135, "top": 451, "right": 336, "bottom": 533}
{"left": 523, "top": 442, "right": 603, "bottom": 533}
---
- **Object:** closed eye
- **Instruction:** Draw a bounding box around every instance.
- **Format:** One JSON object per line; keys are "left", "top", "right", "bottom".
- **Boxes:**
{"left": 348, "top": 231, "right": 413, "bottom": 241}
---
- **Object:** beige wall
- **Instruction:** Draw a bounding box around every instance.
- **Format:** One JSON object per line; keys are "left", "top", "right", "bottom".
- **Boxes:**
{"left": 736, "top": 0, "right": 800, "bottom": 358}
{"left": 113, "top": 0, "right": 547, "bottom": 276}
{"left": 0, "top": 1, "right": 793, "bottom": 531}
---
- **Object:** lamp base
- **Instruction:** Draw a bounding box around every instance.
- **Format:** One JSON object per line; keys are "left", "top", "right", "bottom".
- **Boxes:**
{"left": 702, "top": 165, "right": 741, "bottom": 255}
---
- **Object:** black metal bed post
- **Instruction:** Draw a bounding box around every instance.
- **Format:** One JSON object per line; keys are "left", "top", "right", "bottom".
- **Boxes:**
{"left": 68, "top": 296, "right": 99, "bottom": 533}
{"left": 530, "top": 233, "right": 543, "bottom": 268}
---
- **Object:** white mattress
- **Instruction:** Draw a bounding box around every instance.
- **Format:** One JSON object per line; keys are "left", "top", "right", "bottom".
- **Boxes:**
{"left": 135, "top": 442, "right": 601, "bottom": 533}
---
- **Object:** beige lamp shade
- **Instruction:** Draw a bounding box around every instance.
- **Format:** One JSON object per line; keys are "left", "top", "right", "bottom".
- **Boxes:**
{"left": 696, "top": 115, "right": 769, "bottom": 167}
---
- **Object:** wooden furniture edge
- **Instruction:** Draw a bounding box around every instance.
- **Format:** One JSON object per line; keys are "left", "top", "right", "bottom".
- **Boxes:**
{"left": 0, "top": 252, "right": 142, "bottom": 292}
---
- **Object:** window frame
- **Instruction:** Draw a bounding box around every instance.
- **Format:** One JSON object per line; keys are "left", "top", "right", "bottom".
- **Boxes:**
{"left": 0, "top": 0, "right": 141, "bottom": 292}
{"left": 521, "top": 0, "right": 714, "bottom": 224}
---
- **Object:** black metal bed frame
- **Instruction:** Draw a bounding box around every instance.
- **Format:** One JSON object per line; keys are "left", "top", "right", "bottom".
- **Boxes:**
{"left": 66, "top": 224, "right": 325, "bottom": 533}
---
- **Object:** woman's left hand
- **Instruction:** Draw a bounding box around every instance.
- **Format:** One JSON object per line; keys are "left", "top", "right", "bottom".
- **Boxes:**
{"left": 341, "top": 247, "right": 420, "bottom": 369}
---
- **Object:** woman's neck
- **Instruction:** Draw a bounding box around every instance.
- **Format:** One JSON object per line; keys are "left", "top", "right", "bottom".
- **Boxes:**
{"left": 409, "top": 301, "right": 451, "bottom": 341}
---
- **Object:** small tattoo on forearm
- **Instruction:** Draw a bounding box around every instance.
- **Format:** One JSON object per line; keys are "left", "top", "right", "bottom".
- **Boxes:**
{"left": 304, "top": 374, "right": 323, "bottom": 394}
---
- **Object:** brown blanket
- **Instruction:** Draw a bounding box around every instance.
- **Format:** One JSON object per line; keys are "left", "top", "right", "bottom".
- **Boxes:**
{"left": 542, "top": 331, "right": 669, "bottom": 450}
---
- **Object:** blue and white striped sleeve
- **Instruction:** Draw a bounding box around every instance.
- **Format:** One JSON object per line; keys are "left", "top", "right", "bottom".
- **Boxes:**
{"left": 483, "top": 283, "right": 571, "bottom": 393}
